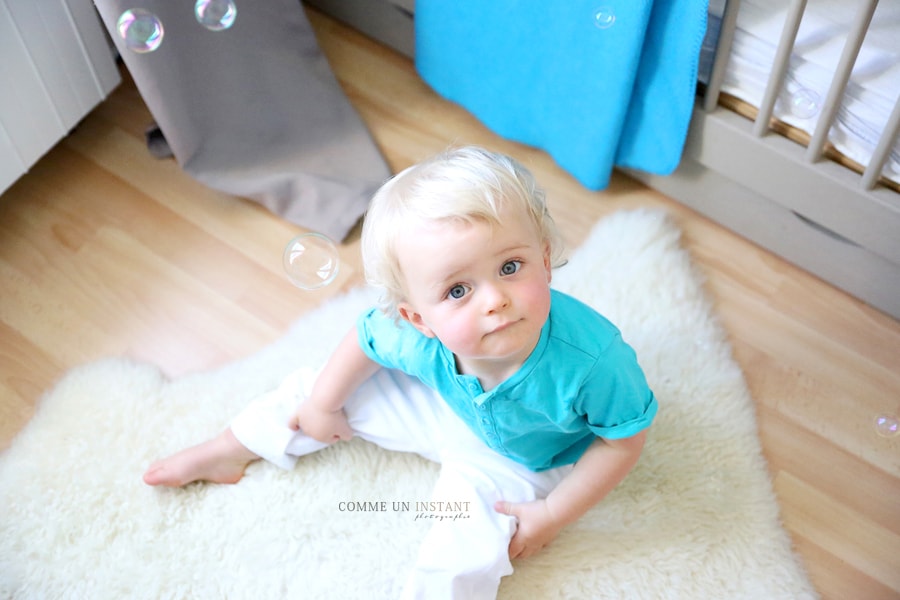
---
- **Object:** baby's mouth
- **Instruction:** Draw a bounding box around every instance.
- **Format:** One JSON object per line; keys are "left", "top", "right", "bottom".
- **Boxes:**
{"left": 489, "top": 319, "right": 518, "bottom": 335}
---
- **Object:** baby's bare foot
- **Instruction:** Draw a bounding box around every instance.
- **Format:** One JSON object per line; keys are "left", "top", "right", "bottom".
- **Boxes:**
{"left": 143, "top": 429, "right": 259, "bottom": 487}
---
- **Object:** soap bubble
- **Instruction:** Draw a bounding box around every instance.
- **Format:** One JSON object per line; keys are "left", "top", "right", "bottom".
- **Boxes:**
{"left": 593, "top": 7, "right": 616, "bottom": 29}
{"left": 195, "top": 0, "right": 237, "bottom": 31}
{"left": 117, "top": 9, "right": 164, "bottom": 53}
{"left": 283, "top": 233, "right": 340, "bottom": 290}
{"left": 873, "top": 413, "right": 899, "bottom": 438}
{"left": 789, "top": 88, "right": 820, "bottom": 119}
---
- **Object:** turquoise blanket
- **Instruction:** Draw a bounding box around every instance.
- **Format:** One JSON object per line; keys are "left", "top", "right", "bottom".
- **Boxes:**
{"left": 415, "top": 0, "right": 709, "bottom": 190}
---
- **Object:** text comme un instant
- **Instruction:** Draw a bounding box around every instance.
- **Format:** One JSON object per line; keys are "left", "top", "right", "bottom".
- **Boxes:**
{"left": 337, "top": 501, "right": 472, "bottom": 513}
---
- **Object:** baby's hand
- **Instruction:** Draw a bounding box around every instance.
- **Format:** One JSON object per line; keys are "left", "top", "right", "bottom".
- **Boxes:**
{"left": 494, "top": 499, "right": 564, "bottom": 560}
{"left": 289, "top": 401, "right": 353, "bottom": 444}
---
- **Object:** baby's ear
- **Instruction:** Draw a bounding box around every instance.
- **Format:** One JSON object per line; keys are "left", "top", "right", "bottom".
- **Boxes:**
{"left": 543, "top": 242, "right": 553, "bottom": 284}
{"left": 398, "top": 303, "right": 436, "bottom": 338}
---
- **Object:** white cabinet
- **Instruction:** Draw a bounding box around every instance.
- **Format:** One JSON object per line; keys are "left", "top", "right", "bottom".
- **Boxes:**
{"left": 0, "top": 0, "right": 120, "bottom": 194}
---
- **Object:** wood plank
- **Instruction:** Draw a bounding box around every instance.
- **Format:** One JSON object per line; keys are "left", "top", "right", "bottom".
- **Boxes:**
{"left": 759, "top": 403, "right": 900, "bottom": 535}
{"left": 792, "top": 534, "right": 900, "bottom": 600}
{"left": 0, "top": 320, "right": 53, "bottom": 448}
{"left": 777, "top": 471, "right": 900, "bottom": 594}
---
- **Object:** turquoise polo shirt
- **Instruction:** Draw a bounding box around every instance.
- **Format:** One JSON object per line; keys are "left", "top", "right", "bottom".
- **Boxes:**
{"left": 357, "top": 290, "right": 657, "bottom": 471}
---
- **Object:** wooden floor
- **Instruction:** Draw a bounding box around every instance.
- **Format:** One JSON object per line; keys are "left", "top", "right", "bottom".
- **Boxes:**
{"left": 2, "top": 9, "right": 898, "bottom": 599}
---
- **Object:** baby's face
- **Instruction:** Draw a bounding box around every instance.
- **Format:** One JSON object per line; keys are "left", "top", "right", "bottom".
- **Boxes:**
{"left": 395, "top": 205, "right": 552, "bottom": 377}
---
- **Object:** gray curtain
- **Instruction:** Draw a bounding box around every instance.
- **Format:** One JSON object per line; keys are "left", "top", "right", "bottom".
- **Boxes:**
{"left": 93, "top": 0, "right": 390, "bottom": 241}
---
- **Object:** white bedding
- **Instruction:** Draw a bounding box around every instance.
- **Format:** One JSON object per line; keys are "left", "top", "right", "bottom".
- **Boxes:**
{"left": 702, "top": 0, "right": 900, "bottom": 185}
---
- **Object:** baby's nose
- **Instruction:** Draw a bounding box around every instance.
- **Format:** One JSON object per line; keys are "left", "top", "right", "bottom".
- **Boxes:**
{"left": 484, "top": 285, "right": 511, "bottom": 313}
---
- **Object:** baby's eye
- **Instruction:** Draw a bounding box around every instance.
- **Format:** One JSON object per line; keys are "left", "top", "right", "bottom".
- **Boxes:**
{"left": 500, "top": 260, "right": 521, "bottom": 276}
{"left": 447, "top": 284, "right": 469, "bottom": 300}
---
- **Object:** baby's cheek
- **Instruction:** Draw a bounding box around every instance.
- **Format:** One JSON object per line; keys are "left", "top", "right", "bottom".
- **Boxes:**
{"left": 435, "top": 316, "right": 477, "bottom": 354}
{"left": 517, "top": 283, "right": 548, "bottom": 316}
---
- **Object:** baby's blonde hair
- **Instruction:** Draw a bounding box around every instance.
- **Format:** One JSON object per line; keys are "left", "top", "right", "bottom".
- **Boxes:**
{"left": 361, "top": 146, "right": 565, "bottom": 318}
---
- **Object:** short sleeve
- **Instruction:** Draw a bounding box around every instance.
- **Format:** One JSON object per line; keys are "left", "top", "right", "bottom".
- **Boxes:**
{"left": 356, "top": 308, "right": 447, "bottom": 386}
{"left": 575, "top": 335, "right": 658, "bottom": 440}
{"left": 356, "top": 308, "right": 405, "bottom": 369}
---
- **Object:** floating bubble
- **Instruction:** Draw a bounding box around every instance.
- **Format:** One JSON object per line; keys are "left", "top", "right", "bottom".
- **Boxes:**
{"left": 195, "top": 0, "right": 237, "bottom": 31}
{"left": 873, "top": 413, "right": 899, "bottom": 438}
{"left": 283, "top": 233, "right": 340, "bottom": 290}
{"left": 790, "top": 88, "right": 820, "bottom": 119}
{"left": 593, "top": 7, "right": 616, "bottom": 29}
{"left": 117, "top": 9, "right": 164, "bottom": 54}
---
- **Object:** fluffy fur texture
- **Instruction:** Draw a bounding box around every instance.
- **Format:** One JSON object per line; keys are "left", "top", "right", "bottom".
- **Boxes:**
{"left": 0, "top": 210, "right": 817, "bottom": 599}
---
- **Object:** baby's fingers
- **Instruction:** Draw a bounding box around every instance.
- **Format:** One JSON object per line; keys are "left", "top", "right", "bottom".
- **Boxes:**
{"left": 334, "top": 416, "right": 354, "bottom": 441}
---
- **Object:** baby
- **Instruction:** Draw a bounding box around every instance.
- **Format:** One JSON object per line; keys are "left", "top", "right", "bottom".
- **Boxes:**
{"left": 144, "top": 146, "right": 657, "bottom": 599}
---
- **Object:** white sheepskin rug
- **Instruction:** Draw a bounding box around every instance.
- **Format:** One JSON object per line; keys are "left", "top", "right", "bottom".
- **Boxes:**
{"left": 0, "top": 210, "right": 817, "bottom": 599}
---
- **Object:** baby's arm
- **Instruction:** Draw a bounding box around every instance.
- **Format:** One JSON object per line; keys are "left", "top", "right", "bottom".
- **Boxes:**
{"left": 288, "top": 327, "right": 381, "bottom": 443}
{"left": 495, "top": 431, "right": 646, "bottom": 559}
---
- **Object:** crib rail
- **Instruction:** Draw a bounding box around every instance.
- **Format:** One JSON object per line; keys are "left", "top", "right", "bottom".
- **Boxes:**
{"left": 703, "top": 0, "right": 742, "bottom": 113}
{"left": 631, "top": 0, "right": 900, "bottom": 320}
{"left": 704, "top": 0, "right": 898, "bottom": 191}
